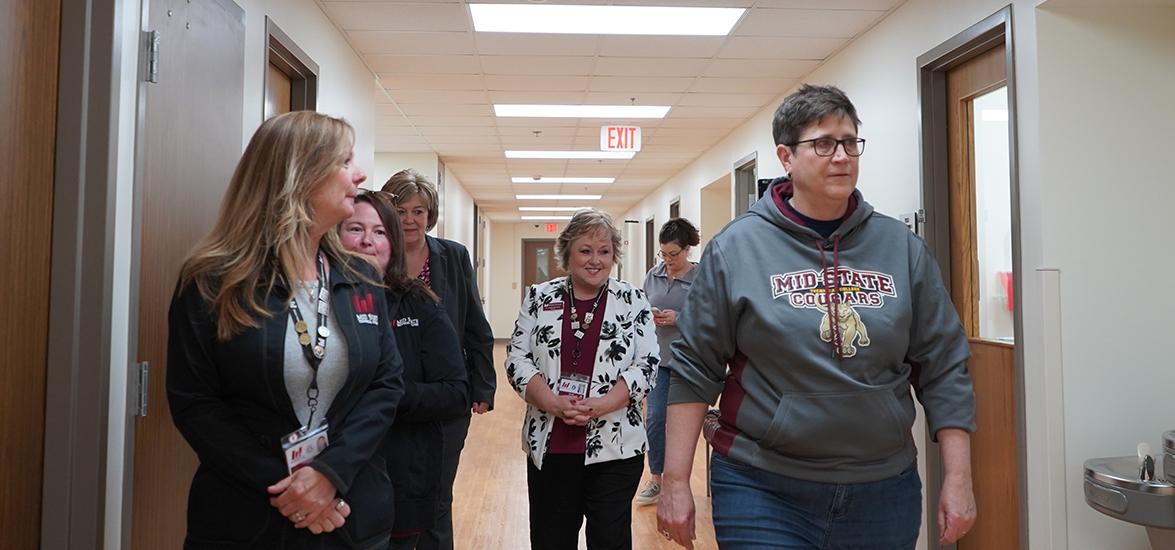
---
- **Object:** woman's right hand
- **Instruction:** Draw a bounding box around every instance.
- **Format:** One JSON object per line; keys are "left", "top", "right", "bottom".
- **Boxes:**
{"left": 547, "top": 394, "right": 591, "bottom": 426}
{"left": 656, "top": 476, "right": 697, "bottom": 549}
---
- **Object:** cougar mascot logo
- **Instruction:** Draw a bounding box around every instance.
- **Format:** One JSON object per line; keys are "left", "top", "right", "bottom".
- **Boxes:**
{"left": 814, "top": 300, "right": 870, "bottom": 358}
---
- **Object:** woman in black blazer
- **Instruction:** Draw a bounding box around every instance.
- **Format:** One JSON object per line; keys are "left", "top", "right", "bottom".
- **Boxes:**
{"left": 339, "top": 191, "right": 470, "bottom": 549}
{"left": 168, "top": 112, "right": 404, "bottom": 549}
{"left": 381, "top": 169, "right": 495, "bottom": 550}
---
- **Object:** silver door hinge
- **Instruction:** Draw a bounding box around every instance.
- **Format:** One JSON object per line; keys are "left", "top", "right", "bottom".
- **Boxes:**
{"left": 144, "top": 30, "right": 161, "bottom": 83}
{"left": 900, "top": 209, "right": 927, "bottom": 237}
{"left": 135, "top": 361, "right": 149, "bottom": 417}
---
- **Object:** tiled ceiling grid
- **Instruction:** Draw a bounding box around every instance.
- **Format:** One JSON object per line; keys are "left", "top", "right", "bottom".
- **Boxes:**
{"left": 317, "top": 0, "right": 903, "bottom": 221}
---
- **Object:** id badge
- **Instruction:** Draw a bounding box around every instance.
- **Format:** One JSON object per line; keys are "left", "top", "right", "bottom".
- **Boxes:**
{"left": 557, "top": 373, "right": 590, "bottom": 399}
{"left": 281, "top": 422, "right": 329, "bottom": 473}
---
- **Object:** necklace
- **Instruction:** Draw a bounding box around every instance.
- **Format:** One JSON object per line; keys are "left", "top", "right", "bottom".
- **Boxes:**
{"left": 567, "top": 277, "right": 607, "bottom": 340}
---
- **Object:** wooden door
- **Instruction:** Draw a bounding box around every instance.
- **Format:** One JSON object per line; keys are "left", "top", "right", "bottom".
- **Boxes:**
{"left": 945, "top": 43, "right": 1020, "bottom": 550}
{"left": 129, "top": 0, "right": 245, "bottom": 548}
{"left": 0, "top": 0, "right": 60, "bottom": 547}
{"left": 521, "top": 240, "right": 566, "bottom": 302}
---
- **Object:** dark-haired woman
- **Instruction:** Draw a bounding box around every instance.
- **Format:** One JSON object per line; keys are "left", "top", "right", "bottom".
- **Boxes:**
{"left": 636, "top": 218, "right": 701, "bottom": 507}
{"left": 340, "top": 192, "right": 470, "bottom": 550}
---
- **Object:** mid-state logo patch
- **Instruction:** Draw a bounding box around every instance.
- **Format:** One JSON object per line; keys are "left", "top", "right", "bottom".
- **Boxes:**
{"left": 770, "top": 267, "right": 897, "bottom": 357}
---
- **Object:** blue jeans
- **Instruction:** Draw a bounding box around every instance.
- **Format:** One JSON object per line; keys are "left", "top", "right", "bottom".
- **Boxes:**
{"left": 644, "top": 367, "right": 671, "bottom": 474}
{"left": 710, "top": 452, "right": 922, "bottom": 550}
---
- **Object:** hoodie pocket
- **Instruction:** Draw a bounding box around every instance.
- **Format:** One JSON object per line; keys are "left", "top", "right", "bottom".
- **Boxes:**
{"left": 760, "top": 389, "right": 910, "bottom": 462}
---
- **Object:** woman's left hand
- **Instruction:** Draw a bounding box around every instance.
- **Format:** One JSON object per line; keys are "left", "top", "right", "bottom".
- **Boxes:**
{"left": 267, "top": 467, "right": 340, "bottom": 529}
{"left": 577, "top": 381, "right": 628, "bottom": 419}
{"left": 937, "top": 474, "right": 977, "bottom": 544}
{"left": 653, "top": 309, "right": 678, "bottom": 327}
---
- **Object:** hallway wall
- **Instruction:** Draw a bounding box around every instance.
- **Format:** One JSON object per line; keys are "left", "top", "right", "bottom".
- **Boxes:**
{"left": 1035, "top": 5, "right": 1175, "bottom": 548}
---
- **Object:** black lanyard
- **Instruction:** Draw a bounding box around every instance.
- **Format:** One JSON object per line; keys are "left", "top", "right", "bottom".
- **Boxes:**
{"left": 565, "top": 277, "right": 607, "bottom": 372}
{"left": 289, "top": 253, "right": 329, "bottom": 427}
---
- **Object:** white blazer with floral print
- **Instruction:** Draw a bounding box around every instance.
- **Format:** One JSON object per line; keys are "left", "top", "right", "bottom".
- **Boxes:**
{"left": 506, "top": 277, "right": 660, "bottom": 469}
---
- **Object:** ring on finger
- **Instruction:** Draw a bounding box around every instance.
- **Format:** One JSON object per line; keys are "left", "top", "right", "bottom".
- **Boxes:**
{"left": 335, "top": 498, "right": 347, "bottom": 511}
{"left": 293, "top": 511, "right": 305, "bottom": 522}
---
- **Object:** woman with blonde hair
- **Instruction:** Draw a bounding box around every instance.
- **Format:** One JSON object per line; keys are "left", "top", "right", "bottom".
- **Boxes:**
{"left": 168, "top": 111, "right": 404, "bottom": 549}
{"left": 506, "top": 209, "right": 659, "bottom": 549}
{"left": 381, "top": 169, "right": 494, "bottom": 550}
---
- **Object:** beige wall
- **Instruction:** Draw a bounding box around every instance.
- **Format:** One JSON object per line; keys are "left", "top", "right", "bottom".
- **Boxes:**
{"left": 487, "top": 222, "right": 566, "bottom": 338}
{"left": 1036, "top": 5, "right": 1175, "bottom": 548}
{"left": 372, "top": 151, "right": 438, "bottom": 190}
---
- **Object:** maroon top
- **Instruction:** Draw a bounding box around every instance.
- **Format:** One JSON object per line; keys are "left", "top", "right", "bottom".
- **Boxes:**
{"left": 417, "top": 254, "right": 433, "bottom": 288}
{"left": 546, "top": 293, "right": 608, "bottom": 454}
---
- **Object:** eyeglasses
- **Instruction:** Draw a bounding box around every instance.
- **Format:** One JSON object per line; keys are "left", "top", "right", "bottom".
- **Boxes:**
{"left": 658, "top": 249, "right": 684, "bottom": 260}
{"left": 791, "top": 137, "right": 866, "bottom": 157}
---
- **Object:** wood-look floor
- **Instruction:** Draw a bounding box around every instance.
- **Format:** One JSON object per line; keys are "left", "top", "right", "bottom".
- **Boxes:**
{"left": 452, "top": 341, "right": 718, "bottom": 549}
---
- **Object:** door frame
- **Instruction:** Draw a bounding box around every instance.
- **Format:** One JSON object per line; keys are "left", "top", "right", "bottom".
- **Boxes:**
{"left": 43, "top": 0, "right": 132, "bottom": 547}
{"left": 915, "top": 6, "right": 1025, "bottom": 549}
{"left": 520, "top": 238, "right": 559, "bottom": 303}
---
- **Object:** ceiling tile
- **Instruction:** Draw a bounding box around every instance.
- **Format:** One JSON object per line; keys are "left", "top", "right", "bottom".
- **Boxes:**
{"left": 484, "top": 75, "right": 590, "bottom": 92}
{"left": 488, "top": 91, "right": 589, "bottom": 104}
{"left": 703, "top": 59, "right": 822, "bottom": 78}
{"left": 387, "top": 89, "right": 488, "bottom": 104}
{"left": 475, "top": 34, "right": 601, "bottom": 56}
{"left": 583, "top": 92, "right": 683, "bottom": 105}
{"left": 677, "top": 92, "right": 776, "bottom": 107}
{"left": 480, "top": 56, "right": 597, "bottom": 76}
{"left": 734, "top": 8, "right": 885, "bottom": 38}
{"left": 380, "top": 74, "right": 485, "bottom": 90}
{"left": 407, "top": 115, "right": 494, "bottom": 127}
{"left": 589, "top": 76, "right": 694, "bottom": 93}
{"left": 753, "top": 0, "right": 901, "bottom": 9}
{"left": 397, "top": 103, "right": 493, "bottom": 117}
{"left": 718, "top": 36, "right": 847, "bottom": 59}
{"left": 689, "top": 77, "right": 796, "bottom": 94}
{"left": 322, "top": 3, "right": 469, "bottom": 32}
{"left": 348, "top": 31, "right": 474, "bottom": 55}
{"left": 658, "top": 117, "right": 744, "bottom": 129}
{"left": 420, "top": 126, "right": 500, "bottom": 137}
{"left": 593, "top": 57, "right": 711, "bottom": 78}
{"left": 368, "top": 55, "right": 480, "bottom": 74}
{"left": 596, "top": 36, "right": 726, "bottom": 58}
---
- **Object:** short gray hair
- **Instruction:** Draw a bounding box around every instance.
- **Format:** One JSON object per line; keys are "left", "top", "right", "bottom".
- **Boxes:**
{"left": 555, "top": 210, "right": 623, "bottom": 270}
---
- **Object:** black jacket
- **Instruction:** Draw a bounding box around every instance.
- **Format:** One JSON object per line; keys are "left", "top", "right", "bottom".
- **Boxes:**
{"left": 381, "top": 290, "right": 469, "bottom": 533}
{"left": 425, "top": 236, "right": 495, "bottom": 408}
{"left": 168, "top": 256, "right": 404, "bottom": 549}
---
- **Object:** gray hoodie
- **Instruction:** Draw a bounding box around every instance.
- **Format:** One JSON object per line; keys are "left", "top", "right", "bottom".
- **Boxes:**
{"left": 668, "top": 178, "right": 975, "bottom": 483}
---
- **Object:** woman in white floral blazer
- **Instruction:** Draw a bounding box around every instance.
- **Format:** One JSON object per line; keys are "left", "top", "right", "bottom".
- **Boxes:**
{"left": 506, "top": 209, "right": 659, "bottom": 550}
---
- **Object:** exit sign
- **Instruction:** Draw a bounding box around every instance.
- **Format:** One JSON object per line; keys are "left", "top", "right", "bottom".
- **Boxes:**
{"left": 600, "top": 126, "right": 641, "bottom": 152}
{"left": 545, "top": 223, "right": 558, "bottom": 233}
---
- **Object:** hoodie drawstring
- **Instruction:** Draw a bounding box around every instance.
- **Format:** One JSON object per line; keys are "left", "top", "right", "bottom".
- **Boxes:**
{"left": 816, "top": 236, "right": 843, "bottom": 360}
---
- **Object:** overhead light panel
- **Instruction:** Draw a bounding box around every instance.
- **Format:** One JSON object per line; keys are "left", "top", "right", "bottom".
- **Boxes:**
{"left": 517, "top": 194, "right": 602, "bottom": 200}
{"left": 494, "top": 104, "right": 669, "bottom": 119}
{"left": 512, "top": 177, "right": 615, "bottom": 184}
{"left": 506, "top": 150, "right": 634, "bottom": 160}
{"left": 470, "top": 4, "right": 745, "bottom": 36}
{"left": 519, "top": 206, "right": 589, "bottom": 212}
{"left": 521, "top": 215, "right": 574, "bottom": 221}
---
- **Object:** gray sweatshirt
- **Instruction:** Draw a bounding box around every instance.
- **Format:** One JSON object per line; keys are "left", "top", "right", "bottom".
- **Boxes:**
{"left": 668, "top": 179, "right": 975, "bottom": 483}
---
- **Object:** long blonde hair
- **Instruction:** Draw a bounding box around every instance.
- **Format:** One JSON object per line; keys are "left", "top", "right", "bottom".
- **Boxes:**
{"left": 180, "top": 111, "right": 361, "bottom": 341}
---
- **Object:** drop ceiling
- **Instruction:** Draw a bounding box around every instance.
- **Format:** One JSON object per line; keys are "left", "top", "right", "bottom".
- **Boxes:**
{"left": 317, "top": 0, "right": 904, "bottom": 221}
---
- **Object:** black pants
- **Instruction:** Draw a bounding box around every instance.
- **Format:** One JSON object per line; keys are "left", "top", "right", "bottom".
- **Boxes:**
{"left": 417, "top": 415, "right": 470, "bottom": 550}
{"left": 527, "top": 454, "right": 644, "bottom": 550}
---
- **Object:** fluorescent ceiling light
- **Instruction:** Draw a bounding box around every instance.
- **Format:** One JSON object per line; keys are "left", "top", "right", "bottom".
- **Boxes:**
{"left": 512, "top": 177, "right": 615, "bottom": 184}
{"left": 470, "top": 4, "right": 744, "bottom": 36}
{"left": 506, "top": 150, "right": 634, "bottom": 160}
{"left": 521, "top": 215, "right": 574, "bottom": 221}
{"left": 517, "top": 194, "right": 602, "bottom": 200}
{"left": 494, "top": 104, "right": 669, "bottom": 119}
{"left": 519, "top": 206, "right": 589, "bottom": 212}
